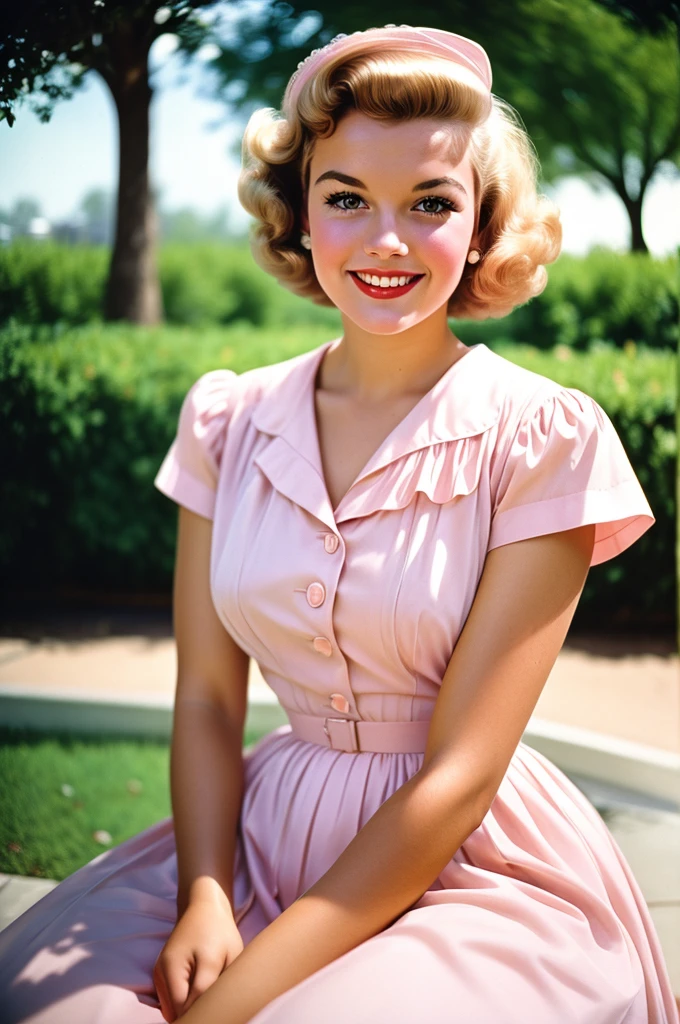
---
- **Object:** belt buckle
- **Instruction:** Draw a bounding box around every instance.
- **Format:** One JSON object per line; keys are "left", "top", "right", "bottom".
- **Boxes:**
{"left": 323, "top": 717, "right": 359, "bottom": 752}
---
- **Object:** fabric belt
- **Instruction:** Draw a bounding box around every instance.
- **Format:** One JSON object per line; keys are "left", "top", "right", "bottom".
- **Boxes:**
{"left": 285, "top": 709, "right": 430, "bottom": 753}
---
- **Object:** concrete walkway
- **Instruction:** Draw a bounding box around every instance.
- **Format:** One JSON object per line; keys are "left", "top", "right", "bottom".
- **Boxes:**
{"left": 0, "top": 610, "right": 678, "bottom": 1003}
{"left": 0, "top": 612, "right": 677, "bottom": 752}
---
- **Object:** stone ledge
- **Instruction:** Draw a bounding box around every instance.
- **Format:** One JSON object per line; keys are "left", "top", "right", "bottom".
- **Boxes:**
{"left": 0, "top": 686, "right": 678, "bottom": 810}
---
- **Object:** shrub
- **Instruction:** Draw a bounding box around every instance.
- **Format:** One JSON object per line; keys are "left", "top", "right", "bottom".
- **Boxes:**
{"left": 0, "top": 239, "right": 108, "bottom": 325}
{"left": 0, "top": 322, "right": 674, "bottom": 630}
{"left": 0, "top": 240, "right": 342, "bottom": 333}
{"left": 1, "top": 241, "right": 675, "bottom": 351}
{"left": 0, "top": 320, "right": 333, "bottom": 591}
{"left": 510, "top": 248, "right": 679, "bottom": 351}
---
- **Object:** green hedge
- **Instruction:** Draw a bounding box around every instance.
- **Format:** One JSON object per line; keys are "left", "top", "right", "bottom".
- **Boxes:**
{"left": 512, "top": 249, "right": 679, "bottom": 351}
{"left": 0, "top": 320, "right": 333, "bottom": 594}
{"left": 0, "top": 240, "right": 342, "bottom": 332}
{"left": 1, "top": 321, "right": 675, "bottom": 630}
{"left": 0, "top": 242, "right": 109, "bottom": 325}
{"left": 1, "top": 241, "right": 677, "bottom": 351}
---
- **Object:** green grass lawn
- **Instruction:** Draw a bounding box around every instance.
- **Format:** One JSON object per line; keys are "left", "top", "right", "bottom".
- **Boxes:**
{"left": 0, "top": 723, "right": 271, "bottom": 882}
{"left": 0, "top": 727, "right": 622, "bottom": 887}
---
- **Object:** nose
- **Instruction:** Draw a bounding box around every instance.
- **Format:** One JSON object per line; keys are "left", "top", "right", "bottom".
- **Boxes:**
{"left": 364, "top": 220, "right": 409, "bottom": 260}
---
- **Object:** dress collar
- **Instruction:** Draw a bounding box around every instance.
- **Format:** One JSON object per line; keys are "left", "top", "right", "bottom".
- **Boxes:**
{"left": 251, "top": 339, "right": 502, "bottom": 530}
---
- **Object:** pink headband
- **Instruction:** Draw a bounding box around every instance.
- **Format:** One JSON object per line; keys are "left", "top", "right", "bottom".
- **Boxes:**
{"left": 283, "top": 24, "right": 492, "bottom": 112}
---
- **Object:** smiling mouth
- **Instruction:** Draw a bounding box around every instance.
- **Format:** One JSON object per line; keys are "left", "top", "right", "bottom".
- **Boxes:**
{"left": 349, "top": 271, "right": 425, "bottom": 299}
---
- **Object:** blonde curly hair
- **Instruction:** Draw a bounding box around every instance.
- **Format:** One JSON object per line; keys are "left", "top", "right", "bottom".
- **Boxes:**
{"left": 237, "top": 47, "right": 562, "bottom": 320}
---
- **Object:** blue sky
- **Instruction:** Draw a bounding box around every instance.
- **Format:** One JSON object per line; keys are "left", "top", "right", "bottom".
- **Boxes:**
{"left": 1, "top": 33, "right": 678, "bottom": 255}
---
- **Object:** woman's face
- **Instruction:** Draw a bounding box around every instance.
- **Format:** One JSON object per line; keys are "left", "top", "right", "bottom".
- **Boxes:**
{"left": 304, "top": 110, "right": 477, "bottom": 336}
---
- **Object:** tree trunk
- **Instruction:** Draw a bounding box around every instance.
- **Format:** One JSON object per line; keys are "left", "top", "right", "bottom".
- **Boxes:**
{"left": 103, "top": 35, "right": 163, "bottom": 324}
{"left": 621, "top": 193, "right": 649, "bottom": 254}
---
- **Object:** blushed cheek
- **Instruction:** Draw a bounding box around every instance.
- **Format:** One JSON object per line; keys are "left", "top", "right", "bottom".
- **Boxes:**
{"left": 310, "top": 225, "right": 352, "bottom": 289}
{"left": 425, "top": 233, "right": 467, "bottom": 291}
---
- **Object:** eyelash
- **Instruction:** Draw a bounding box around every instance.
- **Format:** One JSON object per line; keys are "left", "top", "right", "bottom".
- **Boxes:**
{"left": 322, "top": 190, "right": 461, "bottom": 217}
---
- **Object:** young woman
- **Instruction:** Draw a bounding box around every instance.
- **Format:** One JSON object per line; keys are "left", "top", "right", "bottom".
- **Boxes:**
{"left": 1, "top": 24, "right": 677, "bottom": 1024}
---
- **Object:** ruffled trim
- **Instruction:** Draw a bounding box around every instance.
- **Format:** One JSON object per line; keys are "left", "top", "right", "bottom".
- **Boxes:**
{"left": 335, "top": 427, "right": 496, "bottom": 522}
{"left": 154, "top": 368, "right": 238, "bottom": 520}
{"left": 488, "top": 386, "right": 655, "bottom": 566}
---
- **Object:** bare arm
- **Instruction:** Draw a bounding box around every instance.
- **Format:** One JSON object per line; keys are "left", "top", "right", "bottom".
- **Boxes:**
{"left": 170, "top": 505, "right": 250, "bottom": 918}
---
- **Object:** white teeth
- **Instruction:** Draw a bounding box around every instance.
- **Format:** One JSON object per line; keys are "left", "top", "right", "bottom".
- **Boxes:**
{"left": 356, "top": 271, "right": 416, "bottom": 288}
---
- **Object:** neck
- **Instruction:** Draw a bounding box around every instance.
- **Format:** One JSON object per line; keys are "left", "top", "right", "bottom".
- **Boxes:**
{"left": 318, "top": 312, "right": 468, "bottom": 404}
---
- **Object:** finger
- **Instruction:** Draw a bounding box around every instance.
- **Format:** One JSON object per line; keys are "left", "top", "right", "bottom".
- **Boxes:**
{"left": 181, "top": 959, "right": 225, "bottom": 1014}
{"left": 164, "top": 958, "right": 193, "bottom": 1021}
{"left": 153, "top": 962, "right": 175, "bottom": 1023}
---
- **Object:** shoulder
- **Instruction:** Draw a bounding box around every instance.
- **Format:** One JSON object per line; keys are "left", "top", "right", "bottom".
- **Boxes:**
{"left": 477, "top": 346, "right": 604, "bottom": 451}
{"left": 154, "top": 349, "right": 315, "bottom": 518}
{"left": 178, "top": 367, "right": 239, "bottom": 427}
{"left": 482, "top": 348, "right": 654, "bottom": 565}
{"left": 481, "top": 346, "right": 575, "bottom": 424}
{"left": 236, "top": 344, "right": 322, "bottom": 403}
{"left": 181, "top": 345, "right": 313, "bottom": 419}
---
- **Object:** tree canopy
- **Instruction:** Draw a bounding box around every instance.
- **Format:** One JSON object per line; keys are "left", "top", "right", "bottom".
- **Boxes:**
{"left": 1, "top": 1, "right": 224, "bottom": 322}
{"left": 210, "top": 0, "right": 680, "bottom": 251}
{"left": 1, "top": 1, "right": 223, "bottom": 126}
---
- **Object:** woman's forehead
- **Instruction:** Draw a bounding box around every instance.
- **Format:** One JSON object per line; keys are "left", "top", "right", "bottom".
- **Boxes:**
{"left": 310, "top": 113, "right": 474, "bottom": 188}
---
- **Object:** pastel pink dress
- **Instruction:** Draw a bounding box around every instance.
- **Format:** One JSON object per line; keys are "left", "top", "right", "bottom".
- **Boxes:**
{"left": 1, "top": 340, "right": 677, "bottom": 1023}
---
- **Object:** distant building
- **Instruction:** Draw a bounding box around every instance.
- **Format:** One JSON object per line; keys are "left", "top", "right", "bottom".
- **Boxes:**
{"left": 51, "top": 220, "right": 87, "bottom": 245}
{"left": 27, "top": 217, "right": 51, "bottom": 239}
{"left": 5, "top": 215, "right": 112, "bottom": 246}
{"left": 50, "top": 214, "right": 111, "bottom": 246}
{"left": 5, "top": 218, "right": 53, "bottom": 241}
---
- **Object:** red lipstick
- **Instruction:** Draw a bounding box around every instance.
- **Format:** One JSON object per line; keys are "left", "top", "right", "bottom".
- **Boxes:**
{"left": 349, "top": 271, "right": 424, "bottom": 300}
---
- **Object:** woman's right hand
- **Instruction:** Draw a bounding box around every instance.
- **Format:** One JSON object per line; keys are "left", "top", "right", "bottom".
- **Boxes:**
{"left": 153, "top": 899, "right": 245, "bottom": 1023}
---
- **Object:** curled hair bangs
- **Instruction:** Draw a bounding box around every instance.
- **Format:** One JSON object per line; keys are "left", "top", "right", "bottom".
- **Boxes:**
{"left": 299, "top": 51, "right": 490, "bottom": 133}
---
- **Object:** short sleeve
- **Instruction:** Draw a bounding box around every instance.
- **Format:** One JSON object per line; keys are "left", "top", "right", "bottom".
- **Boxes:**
{"left": 488, "top": 386, "right": 655, "bottom": 566}
{"left": 154, "top": 369, "right": 237, "bottom": 520}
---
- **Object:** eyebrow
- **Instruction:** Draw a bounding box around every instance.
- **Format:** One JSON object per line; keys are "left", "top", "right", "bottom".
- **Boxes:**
{"left": 313, "top": 170, "right": 468, "bottom": 197}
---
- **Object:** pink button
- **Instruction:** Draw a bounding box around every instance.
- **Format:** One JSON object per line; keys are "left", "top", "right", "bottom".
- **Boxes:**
{"left": 330, "top": 692, "right": 350, "bottom": 713}
{"left": 313, "top": 636, "right": 333, "bottom": 657}
{"left": 306, "top": 582, "right": 326, "bottom": 607}
{"left": 324, "top": 534, "right": 339, "bottom": 554}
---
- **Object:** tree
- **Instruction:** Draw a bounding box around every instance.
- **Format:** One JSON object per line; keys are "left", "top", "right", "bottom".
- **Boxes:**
{"left": 6, "top": 198, "right": 43, "bottom": 236}
{"left": 158, "top": 202, "right": 233, "bottom": 241}
{"left": 593, "top": 0, "right": 679, "bottom": 34}
{"left": 591, "top": 0, "right": 680, "bottom": 747}
{"left": 210, "top": 0, "right": 679, "bottom": 253}
{"left": 507, "top": 0, "right": 680, "bottom": 253}
{"left": 1, "top": 1, "right": 223, "bottom": 323}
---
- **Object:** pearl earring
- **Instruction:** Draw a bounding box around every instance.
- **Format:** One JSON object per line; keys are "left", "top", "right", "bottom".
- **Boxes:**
{"left": 467, "top": 249, "right": 481, "bottom": 264}
{"left": 300, "top": 232, "right": 312, "bottom": 250}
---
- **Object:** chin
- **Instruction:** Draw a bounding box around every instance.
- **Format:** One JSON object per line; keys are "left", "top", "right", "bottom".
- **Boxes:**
{"left": 325, "top": 277, "right": 455, "bottom": 332}
{"left": 342, "top": 311, "right": 431, "bottom": 335}
{"left": 340, "top": 292, "right": 445, "bottom": 330}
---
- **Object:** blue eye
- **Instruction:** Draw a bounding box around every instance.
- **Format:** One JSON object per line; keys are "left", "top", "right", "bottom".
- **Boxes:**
{"left": 323, "top": 191, "right": 367, "bottom": 212}
{"left": 322, "top": 191, "right": 460, "bottom": 217}
{"left": 414, "top": 196, "right": 459, "bottom": 216}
